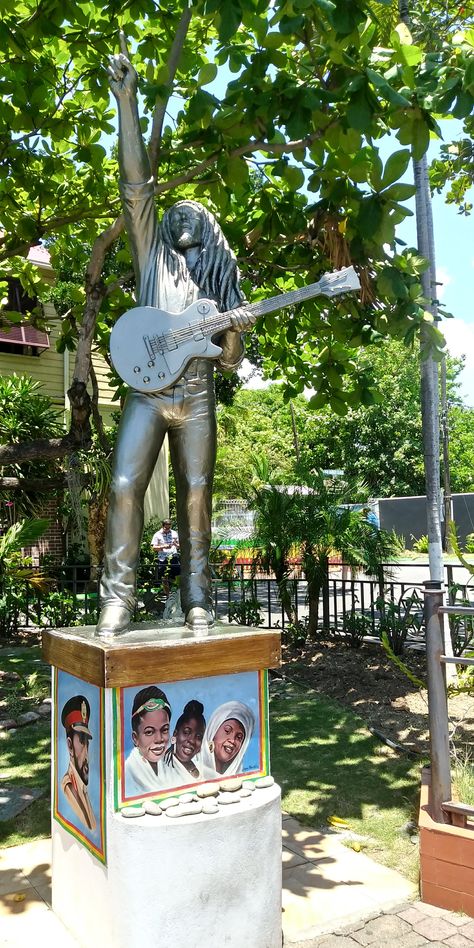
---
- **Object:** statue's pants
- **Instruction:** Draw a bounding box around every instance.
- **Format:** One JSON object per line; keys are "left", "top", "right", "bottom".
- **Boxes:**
{"left": 100, "top": 366, "right": 216, "bottom": 617}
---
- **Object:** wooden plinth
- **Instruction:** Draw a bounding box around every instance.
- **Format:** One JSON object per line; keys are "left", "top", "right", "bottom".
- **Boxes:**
{"left": 42, "top": 620, "right": 281, "bottom": 688}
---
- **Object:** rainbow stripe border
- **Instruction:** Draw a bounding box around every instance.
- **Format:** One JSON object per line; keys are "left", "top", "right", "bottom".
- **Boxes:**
{"left": 53, "top": 669, "right": 107, "bottom": 864}
{"left": 113, "top": 669, "right": 270, "bottom": 809}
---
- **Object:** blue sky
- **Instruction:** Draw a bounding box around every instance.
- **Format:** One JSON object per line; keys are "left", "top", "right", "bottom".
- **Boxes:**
{"left": 390, "top": 121, "right": 474, "bottom": 407}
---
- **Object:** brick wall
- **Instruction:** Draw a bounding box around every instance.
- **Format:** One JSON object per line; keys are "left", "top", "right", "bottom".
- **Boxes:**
{"left": 23, "top": 497, "right": 64, "bottom": 566}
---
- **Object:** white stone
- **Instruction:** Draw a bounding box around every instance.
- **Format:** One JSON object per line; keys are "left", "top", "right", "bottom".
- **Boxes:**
{"left": 242, "top": 780, "right": 256, "bottom": 792}
{"left": 143, "top": 800, "right": 162, "bottom": 816}
{"left": 196, "top": 782, "right": 219, "bottom": 798}
{"left": 219, "top": 778, "right": 242, "bottom": 792}
{"left": 239, "top": 787, "right": 253, "bottom": 798}
{"left": 255, "top": 775, "right": 275, "bottom": 789}
{"left": 121, "top": 806, "right": 145, "bottom": 818}
{"left": 202, "top": 799, "right": 219, "bottom": 815}
{"left": 218, "top": 791, "right": 240, "bottom": 805}
{"left": 159, "top": 797, "right": 180, "bottom": 810}
{"left": 178, "top": 792, "right": 196, "bottom": 804}
{"left": 165, "top": 801, "right": 203, "bottom": 818}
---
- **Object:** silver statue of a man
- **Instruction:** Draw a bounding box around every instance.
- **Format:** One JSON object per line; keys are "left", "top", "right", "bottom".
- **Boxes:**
{"left": 97, "top": 43, "right": 253, "bottom": 637}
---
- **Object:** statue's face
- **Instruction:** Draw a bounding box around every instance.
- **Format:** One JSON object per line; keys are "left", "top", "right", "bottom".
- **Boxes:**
{"left": 168, "top": 204, "right": 203, "bottom": 249}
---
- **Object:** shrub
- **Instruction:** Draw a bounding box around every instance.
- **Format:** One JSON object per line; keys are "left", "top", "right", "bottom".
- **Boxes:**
{"left": 342, "top": 611, "right": 373, "bottom": 648}
{"left": 228, "top": 597, "right": 263, "bottom": 627}
{"left": 447, "top": 583, "right": 474, "bottom": 657}
{"left": 465, "top": 533, "right": 474, "bottom": 555}
{"left": 412, "top": 534, "right": 429, "bottom": 553}
{"left": 376, "top": 589, "right": 424, "bottom": 655}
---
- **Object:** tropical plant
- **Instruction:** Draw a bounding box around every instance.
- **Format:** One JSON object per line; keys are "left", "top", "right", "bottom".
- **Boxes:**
{"left": 341, "top": 611, "right": 374, "bottom": 649}
{"left": 412, "top": 534, "right": 429, "bottom": 553}
{"left": 0, "top": 375, "right": 63, "bottom": 519}
{"left": 249, "top": 485, "right": 300, "bottom": 628}
{"left": 228, "top": 596, "right": 263, "bottom": 627}
{"left": 0, "top": 518, "right": 50, "bottom": 637}
{"left": 291, "top": 473, "right": 400, "bottom": 638}
{"left": 376, "top": 588, "right": 424, "bottom": 655}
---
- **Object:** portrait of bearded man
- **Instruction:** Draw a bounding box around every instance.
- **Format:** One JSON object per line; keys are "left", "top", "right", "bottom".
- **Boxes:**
{"left": 60, "top": 695, "right": 96, "bottom": 832}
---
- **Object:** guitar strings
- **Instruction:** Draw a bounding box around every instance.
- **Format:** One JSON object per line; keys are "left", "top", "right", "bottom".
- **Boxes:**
{"left": 145, "top": 270, "right": 355, "bottom": 352}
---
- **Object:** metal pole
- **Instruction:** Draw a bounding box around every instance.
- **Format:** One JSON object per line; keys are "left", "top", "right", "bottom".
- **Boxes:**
{"left": 424, "top": 580, "right": 452, "bottom": 821}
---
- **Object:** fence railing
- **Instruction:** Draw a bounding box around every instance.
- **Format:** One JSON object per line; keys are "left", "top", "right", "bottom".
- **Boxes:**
{"left": 4, "top": 559, "right": 473, "bottom": 636}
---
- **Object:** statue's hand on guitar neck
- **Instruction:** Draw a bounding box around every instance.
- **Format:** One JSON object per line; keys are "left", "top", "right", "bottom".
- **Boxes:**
{"left": 229, "top": 305, "right": 256, "bottom": 332}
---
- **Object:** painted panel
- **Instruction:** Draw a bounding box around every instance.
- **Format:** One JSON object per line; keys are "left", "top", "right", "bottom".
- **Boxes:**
{"left": 53, "top": 669, "right": 106, "bottom": 863}
{"left": 113, "top": 669, "right": 269, "bottom": 808}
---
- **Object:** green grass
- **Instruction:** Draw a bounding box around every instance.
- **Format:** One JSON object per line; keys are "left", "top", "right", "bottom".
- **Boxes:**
{"left": 452, "top": 752, "right": 474, "bottom": 806}
{"left": 270, "top": 680, "right": 427, "bottom": 883}
{"left": 0, "top": 645, "right": 51, "bottom": 848}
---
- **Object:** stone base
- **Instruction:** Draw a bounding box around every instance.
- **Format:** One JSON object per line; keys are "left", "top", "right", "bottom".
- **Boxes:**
{"left": 45, "top": 621, "right": 282, "bottom": 947}
{"left": 53, "top": 783, "right": 282, "bottom": 948}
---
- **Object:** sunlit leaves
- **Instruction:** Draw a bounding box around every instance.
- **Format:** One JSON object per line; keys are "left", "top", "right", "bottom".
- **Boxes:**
{"left": 1, "top": 0, "right": 472, "bottom": 417}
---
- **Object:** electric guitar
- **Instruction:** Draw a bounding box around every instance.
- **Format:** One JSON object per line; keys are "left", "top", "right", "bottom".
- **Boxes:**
{"left": 109, "top": 265, "right": 360, "bottom": 393}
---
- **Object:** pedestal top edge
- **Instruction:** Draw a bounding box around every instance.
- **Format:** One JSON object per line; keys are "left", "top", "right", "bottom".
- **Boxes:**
{"left": 42, "top": 619, "right": 278, "bottom": 651}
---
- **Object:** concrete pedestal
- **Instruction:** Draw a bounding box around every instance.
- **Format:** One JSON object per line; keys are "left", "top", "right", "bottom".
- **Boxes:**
{"left": 53, "top": 783, "right": 282, "bottom": 948}
{"left": 43, "top": 621, "right": 282, "bottom": 948}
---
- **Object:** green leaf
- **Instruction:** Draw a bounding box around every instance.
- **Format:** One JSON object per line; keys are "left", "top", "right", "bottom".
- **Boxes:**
{"left": 357, "top": 198, "right": 383, "bottom": 238}
{"left": 381, "top": 182, "right": 416, "bottom": 201}
{"left": 411, "top": 118, "right": 430, "bottom": 160}
{"left": 347, "top": 90, "right": 373, "bottom": 132}
{"left": 218, "top": 1, "right": 242, "bottom": 42}
{"left": 381, "top": 150, "right": 411, "bottom": 189}
{"left": 198, "top": 63, "right": 218, "bottom": 87}
{"left": 399, "top": 45, "right": 423, "bottom": 67}
{"left": 377, "top": 267, "right": 408, "bottom": 301}
{"left": 283, "top": 165, "right": 305, "bottom": 190}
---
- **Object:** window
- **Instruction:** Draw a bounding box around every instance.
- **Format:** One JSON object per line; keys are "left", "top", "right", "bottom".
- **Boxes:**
{"left": 0, "top": 279, "right": 49, "bottom": 356}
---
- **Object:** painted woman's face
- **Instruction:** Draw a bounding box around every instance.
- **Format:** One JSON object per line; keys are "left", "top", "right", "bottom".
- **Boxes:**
{"left": 213, "top": 718, "right": 245, "bottom": 769}
{"left": 174, "top": 717, "right": 204, "bottom": 764}
{"left": 168, "top": 204, "right": 203, "bottom": 249}
{"left": 132, "top": 708, "right": 170, "bottom": 764}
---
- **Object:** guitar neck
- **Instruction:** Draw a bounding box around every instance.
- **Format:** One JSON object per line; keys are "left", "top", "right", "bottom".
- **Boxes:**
{"left": 146, "top": 266, "right": 359, "bottom": 353}
{"left": 199, "top": 274, "right": 340, "bottom": 337}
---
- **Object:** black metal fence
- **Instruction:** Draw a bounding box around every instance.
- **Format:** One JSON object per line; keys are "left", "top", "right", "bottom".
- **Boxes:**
{"left": 7, "top": 560, "right": 472, "bottom": 636}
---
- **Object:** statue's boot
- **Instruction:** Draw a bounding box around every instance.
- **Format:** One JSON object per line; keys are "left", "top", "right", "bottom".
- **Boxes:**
{"left": 96, "top": 603, "right": 132, "bottom": 638}
{"left": 185, "top": 606, "right": 214, "bottom": 637}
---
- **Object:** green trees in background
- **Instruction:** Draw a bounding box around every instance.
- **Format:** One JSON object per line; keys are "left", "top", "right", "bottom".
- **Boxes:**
{"left": 1, "top": 0, "right": 473, "bottom": 465}
{"left": 214, "top": 341, "right": 474, "bottom": 501}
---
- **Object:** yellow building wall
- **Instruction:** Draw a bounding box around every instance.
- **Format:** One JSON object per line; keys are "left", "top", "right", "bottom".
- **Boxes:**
{"left": 0, "top": 301, "right": 65, "bottom": 405}
{"left": 0, "top": 272, "right": 169, "bottom": 523}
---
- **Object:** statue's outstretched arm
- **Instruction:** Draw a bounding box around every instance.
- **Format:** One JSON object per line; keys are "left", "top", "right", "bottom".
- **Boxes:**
{"left": 108, "top": 35, "right": 158, "bottom": 299}
{"left": 108, "top": 35, "right": 151, "bottom": 184}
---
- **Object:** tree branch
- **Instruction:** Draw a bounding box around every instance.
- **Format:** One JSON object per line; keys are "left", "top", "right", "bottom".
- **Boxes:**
{"left": 154, "top": 128, "right": 332, "bottom": 194}
{"left": 148, "top": 3, "right": 193, "bottom": 178}
{"left": 89, "top": 361, "right": 111, "bottom": 454}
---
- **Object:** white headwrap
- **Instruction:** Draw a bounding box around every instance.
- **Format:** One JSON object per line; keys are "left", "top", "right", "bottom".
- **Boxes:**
{"left": 201, "top": 701, "right": 256, "bottom": 780}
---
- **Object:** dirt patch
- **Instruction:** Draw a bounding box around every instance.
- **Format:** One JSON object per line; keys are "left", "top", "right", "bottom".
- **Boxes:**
{"left": 281, "top": 640, "right": 474, "bottom": 755}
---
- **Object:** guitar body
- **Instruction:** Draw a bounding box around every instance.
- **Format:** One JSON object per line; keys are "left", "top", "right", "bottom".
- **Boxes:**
{"left": 109, "top": 266, "right": 361, "bottom": 393}
{"left": 109, "top": 300, "right": 223, "bottom": 393}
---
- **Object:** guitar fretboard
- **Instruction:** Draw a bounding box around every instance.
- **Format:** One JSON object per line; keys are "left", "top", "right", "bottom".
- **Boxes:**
{"left": 146, "top": 267, "right": 359, "bottom": 354}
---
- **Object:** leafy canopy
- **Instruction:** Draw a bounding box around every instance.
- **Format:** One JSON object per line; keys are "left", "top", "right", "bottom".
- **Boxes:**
{"left": 1, "top": 0, "right": 472, "bottom": 413}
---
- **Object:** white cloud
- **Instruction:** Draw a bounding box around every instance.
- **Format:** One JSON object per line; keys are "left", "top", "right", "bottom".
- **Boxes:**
{"left": 442, "top": 317, "right": 474, "bottom": 406}
{"left": 436, "top": 266, "right": 452, "bottom": 301}
{"left": 239, "top": 359, "right": 274, "bottom": 390}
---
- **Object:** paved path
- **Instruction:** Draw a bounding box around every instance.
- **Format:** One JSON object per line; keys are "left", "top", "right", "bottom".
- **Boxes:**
{"left": 0, "top": 817, "right": 472, "bottom": 947}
